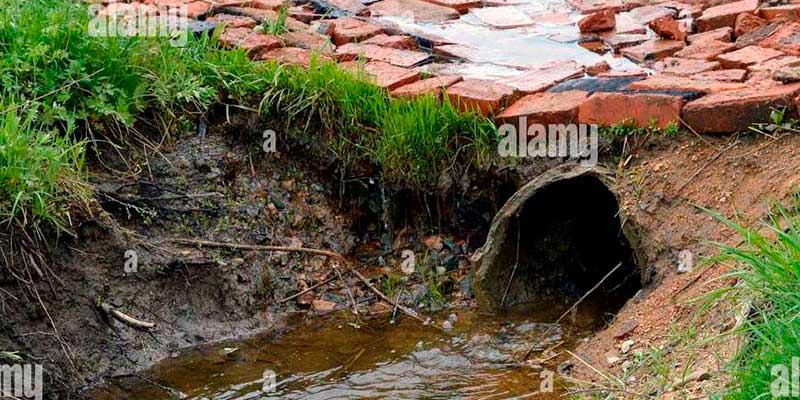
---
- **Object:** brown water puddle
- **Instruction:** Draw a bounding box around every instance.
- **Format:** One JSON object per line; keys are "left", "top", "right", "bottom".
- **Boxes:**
{"left": 90, "top": 300, "right": 614, "bottom": 400}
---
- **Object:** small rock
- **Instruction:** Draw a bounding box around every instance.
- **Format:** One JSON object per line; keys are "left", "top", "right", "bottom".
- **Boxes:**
{"left": 557, "top": 361, "right": 574, "bottom": 376}
{"left": 622, "top": 360, "right": 633, "bottom": 370}
{"left": 312, "top": 299, "right": 336, "bottom": 313}
{"left": 677, "top": 249, "right": 693, "bottom": 274}
{"left": 605, "top": 351, "right": 621, "bottom": 365}
{"left": 448, "top": 313, "right": 458, "bottom": 323}
{"left": 621, "top": 339, "right": 635, "bottom": 354}
{"left": 614, "top": 320, "right": 639, "bottom": 339}
{"left": 442, "top": 320, "right": 453, "bottom": 331}
{"left": 774, "top": 67, "right": 800, "bottom": 83}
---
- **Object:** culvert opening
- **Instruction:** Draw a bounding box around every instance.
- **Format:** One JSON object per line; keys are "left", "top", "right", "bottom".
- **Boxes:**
{"left": 475, "top": 171, "right": 642, "bottom": 328}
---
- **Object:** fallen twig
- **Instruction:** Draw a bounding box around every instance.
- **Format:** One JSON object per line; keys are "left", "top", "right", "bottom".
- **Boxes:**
{"left": 99, "top": 303, "right": 156, "bottom": 330}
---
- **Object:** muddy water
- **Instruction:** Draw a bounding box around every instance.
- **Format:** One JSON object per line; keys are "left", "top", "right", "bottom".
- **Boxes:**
{"left": 91, "top": 301, "right": 614, "bottom": 400}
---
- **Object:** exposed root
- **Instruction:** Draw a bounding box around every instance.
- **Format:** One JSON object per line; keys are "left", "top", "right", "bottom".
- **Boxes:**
{"left": 98, "top": 303, "right": 156, "bottom": 330}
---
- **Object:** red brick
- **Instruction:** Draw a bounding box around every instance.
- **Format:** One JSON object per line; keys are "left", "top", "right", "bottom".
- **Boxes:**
{"left": 673, "top": 40, "right": 735, "bottom": 60}
{"left": 586, "top": 60, "right": 611, "bottom": 75}
{"left": 696, "top": 0, "right": 758, "bottom": 32}
{"left": 420, "top": 0, "right": 480, "bottom": 12}
{"left": 331, "top": 17, "right": 383, "bottom": 45}
{"left": 472, "top": 6, "right": 534, "bottom": 29}
{"left": 603, "top": 33, "right": 649, "bottom": 50}
{"left": 342, "top": 61, "right": 421, "bottom": 90}
{"left": 614, "top": 13, "right": 646, "bottom": 34}
{"left": 219, "top": 27, "right": 282, "bottom": 56}
{"left": 335, "top": 43, "right": 431, "bottom": 67}
{"left": 362, "top": 34, "right": 418, "bottom": 50}
{"left": 687, "top": 26, "right": 732, "bottom": 44}
{"left": 368, "top": 0, "right": 460, "bottom": 22}
{"left": 446, "top": 79, "right": 516, "bottom": 116}
{"left": 693, "top": 69, "right": 748, "bottom": 81}
{"left": 328, "top": 0, "right": 369, "bottom": 15}
{"left": 578, "top": 92, "right": 683, "bottom": 128}
{"left": 628, "top": 75, "right": 748, "bottom": 92}
{"left": 759, "top": 4, "right": 800, "bottom": 21}
{"left": 254, "top": 47, "right": 332, "bottom": 67}
{"left": 221, "top": 7, "right": 307, "bottom": 30}
{"left": 531, "top": 13, "right": 575, "bottom": 25}
{"left": 748, "top": 56, "right": 800, "bottom": 73}
{"left": 206, "top": 13, "right": 257, "bottom": 28}
{"left": 249, "top": 0, "right": 283, "bottom": 10}
{"left": 390, "top": 74, "right": 463, "bottom": 97}
{"left": 578, "top": 10, "right": 616, "bottom": 32}
{"left": 281, "top": 30, "right": 335, "bottom": 55}
{"left": 288, "top": 5, "right": 317, "bottom": 23}
{"left": 682, "top": 83, "right": 800, "bottom": 132}
{"left": 621, "top": 39, "right": 685, "bottom": 62}
{"left": 566, "top": 0, "right": 623, "bottom": 14}
{"left": 716, "top": 46, "right": 784, "bottom": 69}
{"left": 597, "top": 69, "right": 649, "bottom": 78}
{"left": 653, "top": 57, "right": 721, "bottom": 76}
{"left": 186, "top": 1, "right": 211, "bottom": 18}
{"left": 498, "top": 90, "right": 589, "bottom": 126}
{"left": 734, "top": 13, "right": 766, "bottom": 37}
{"left": 626, "top": 6, "right": 677, "bottom": 25}
{"left": 757, "top": 22, "right": 800, "bottom": 56}
{"left": 499, "top": 62, "right": 585, "bottom": 94}
{"left": 649, "top": 17, "right": 691, "bottom": 41}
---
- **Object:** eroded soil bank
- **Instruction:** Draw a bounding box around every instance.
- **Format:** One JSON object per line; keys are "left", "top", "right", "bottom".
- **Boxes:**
{"left": 3, "top": 112, "right": 800, "bottom": 399}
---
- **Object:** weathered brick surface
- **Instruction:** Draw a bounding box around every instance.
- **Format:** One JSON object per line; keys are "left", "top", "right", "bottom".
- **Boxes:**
{"left": 683, "top": 83, "right": 800, "bottom": 133}
{"left": 628, "top": 75, "right": 748, "bottom": 92}
{"left": 604, "top": 34, "right": 649, "bottom": 50}
{"left": 686, "top": 26, "right": 732, "bottom": 44}
{"left": 578, "top": 92, "right": 683, "bottom": 128}
{"left": 368, "top": 0, "right": 460, "bottom": 22}
{"left": 757, "top": 22, "right": 800, "bottom": 56}
{"left": 498, "top": 90, "right": 589, "bottom": 126}
{"left": 473, "top": 7, "right": 535, "bottom": 29}
{"left": 716, "top": 46, "right": 784, "bottom": 69}
{"left": 446, "top": 79, "right": 516, "bottom": 116}
{"left": 734, "top": 13, "right": 766, "bottom": 37}
{"left": 500, "top": 62, "right": 584, "bottom": 94}
{"left": 621, "top": 39, "right": 684, "bottom": 62}
{"left": 342, "top": 61, "right": 421, "bottom": 89}
{"left": 331, "top": 17, "right": 383, "bottom": 45}
{"left": 254, "top": 47, "right": 333, "bottom": 67}
{"left": 696, "top": 0, "right": 758, "bottom": 32}
{"left": 653, "top": 57, "right": 720, "bottom": 76}
{"left": 760, "top": 4, "right": 800, "bottom": 21}
{"left": 673, "top": 40, "right": 735, "bottom": 60}
{"left": 219, "top": 27, "right": 282, "bottom": 56}
{"left": 420, "top": 0, "right": 480, "bottom": 12}
{"left": 693, "top": 69, "right": 748, "bottom": 82}
{"left": 206, "top": 13, "right": 257, "bottom": 28}
{"left": 362, "top": 34, "right": 419, "bottom": 49}
{"left": 578, "top": 10, "right": 616, "bottom": 32}
{"left": 336, "top": 43, "right": 432, "bottom": 67}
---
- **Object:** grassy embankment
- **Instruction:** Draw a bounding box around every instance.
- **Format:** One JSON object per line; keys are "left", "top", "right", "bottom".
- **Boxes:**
{"left": 0, "top": 0, "right": 496, "bottom": 240}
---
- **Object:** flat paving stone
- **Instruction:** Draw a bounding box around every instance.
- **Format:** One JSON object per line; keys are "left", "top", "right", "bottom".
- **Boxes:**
{"left": 625, "top": 5, "right": 676, "bottom": 25}
{"left": 673, "top": 40, "right": 735, "bottom": 60}
{"left": 254, "top": 47, "right": 333, "bottom": 67}
{"left": 748, "top": 56, "right": 800, "bottom": 73}
{"left": 500, "top": 62, "right": 585, "bottom": 94}
{"left": 446, "top": 79, "right": 516, "bottom": 116}
{"left": 603, "top": 33, "right": 649, "bottom": 50}
{"left": 686, "top": 26, "right": 732, "bottom": 44}
{"left": 368, "top": 0, "right": 460, "bottom": 22}
{"left": 682, "top": 83, "right": 800, "bottom": 133}
{"left": 336, "top": 43, "right": 432, "bottom": 67}
{"left": 342, "top": 61, "right": 421, "bottom": 89}
{"left": 628, "top": 75, "right": 748, "bottom": 92}
{"left": 219, "top": 27, "right": 282, "bottom": 56}
{"left": 472, "top": 7, "right": 535, "bottom": 29}
{"left": 362, "top": 34, "right": 419, "bottom": 49}
{"left": 578, "top": 92, "right": 683, "bottom": 129}
{"left": 330, "top": 17, "right": 383, "bottom": 45}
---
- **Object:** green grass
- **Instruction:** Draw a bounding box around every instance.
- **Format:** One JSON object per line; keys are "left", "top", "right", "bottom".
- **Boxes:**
{"left": 0, "top": 0, "right": 497, "bottom": 236}
{"left": 704, "top": 200, "right": 800, "bottom": 399}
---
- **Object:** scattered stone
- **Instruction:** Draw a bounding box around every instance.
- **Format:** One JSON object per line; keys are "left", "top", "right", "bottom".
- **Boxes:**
{"left": 497, "top": 90, "right": 589, "bottom": 127}
{"left": 628, "top": 75, "right": 747, "bottom": 92}
{"left": 734, "top": 13, "right": 766, "bottom": 37}
{"left": 578, "top": 10, "right": 616, "bottom": 32}
{"left": 621, "top": 39, "right": 685, "bottom": 62}
{"left": 578, "top": 92, "right": 684, "bottom": 128}
{"left": 218, "top": 27, "right": 282, "bottom": 56}
{"left": 756, "top": 22, "right": 800, "bottom": 56}
{"left": 716, "top": 45, "right": 784, "bottom": 69}
{"left": 312, "top": 299, "right": 337, "bottom": 313}
{"left": 653, "top": 57, "right": 720, "bottom": 76}
{"left": 682, "top": 83, "right": 800, "bottom": 133}
{"left": 368, "top": 0, "right": 460, "bottom": 23}
{"left": 626, "top": 6, "right": 677, "bottom": 26}
{"left": 586, "top": 59, "right": 611, "bottom": 75}
{"left": 677, "top": 249, "right": 693, "bottom": 273}
{"left": 499, "top": 61, "right": 584, "bottom": 94}
{"left": 620, "top": 339, "right": 635, "bottom": 354}
{"left": 336, "top": 43, "right": 432, "bottom": 67}
{"left": 614, "top": 320, "right": 639, "bottom": 339}
{"left": 446, "top": 79, "right": 516, "bottom": 116}
{"left": 391, "top": 74, "right": 463, "bottom": 98}
{"left": 362, "top": 34, "right": 418, "bottom": 49}
{"left": 696, "top": 0, "right": 758, "bottom": 32}
{"left": 649, "top": 17, "right": 691, "bottom": 41}
{"left": 605, "top": 351, "right": 621, "bottom": 365}
{"left": 442, "top": 320, "right": 453, "bottom": 331}
{"left": 687, "top": 26, "right": 732, "bottom": 44}
{"left": 674, "top": 39, "right": 736, "bottom": 60}
{"left": 448, "top": 313, "right": 458, "bottom": 323}
{"left": 472, "top": 7, "right": 535, "bottom": 29}
{"left": 330, "top": 17, "right": 383, "bottom": 45}
{"left": 693, "top": 69, "right": 748, "bottom": 81}
{"left": 342, "top": 60, "right": 421, "bottom": 89}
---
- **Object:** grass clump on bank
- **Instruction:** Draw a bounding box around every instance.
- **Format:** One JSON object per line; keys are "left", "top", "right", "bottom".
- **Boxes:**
{"left": 706, "top": 202, "right": 800, "bottom": 399}
{"left": 0, "top": 0, "right": 497, "bottom": 236}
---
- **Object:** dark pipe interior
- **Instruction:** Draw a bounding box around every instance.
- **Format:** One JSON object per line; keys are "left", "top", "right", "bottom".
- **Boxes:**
{"left": 498, "top": 175, "right": 641, "bottom": 325}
